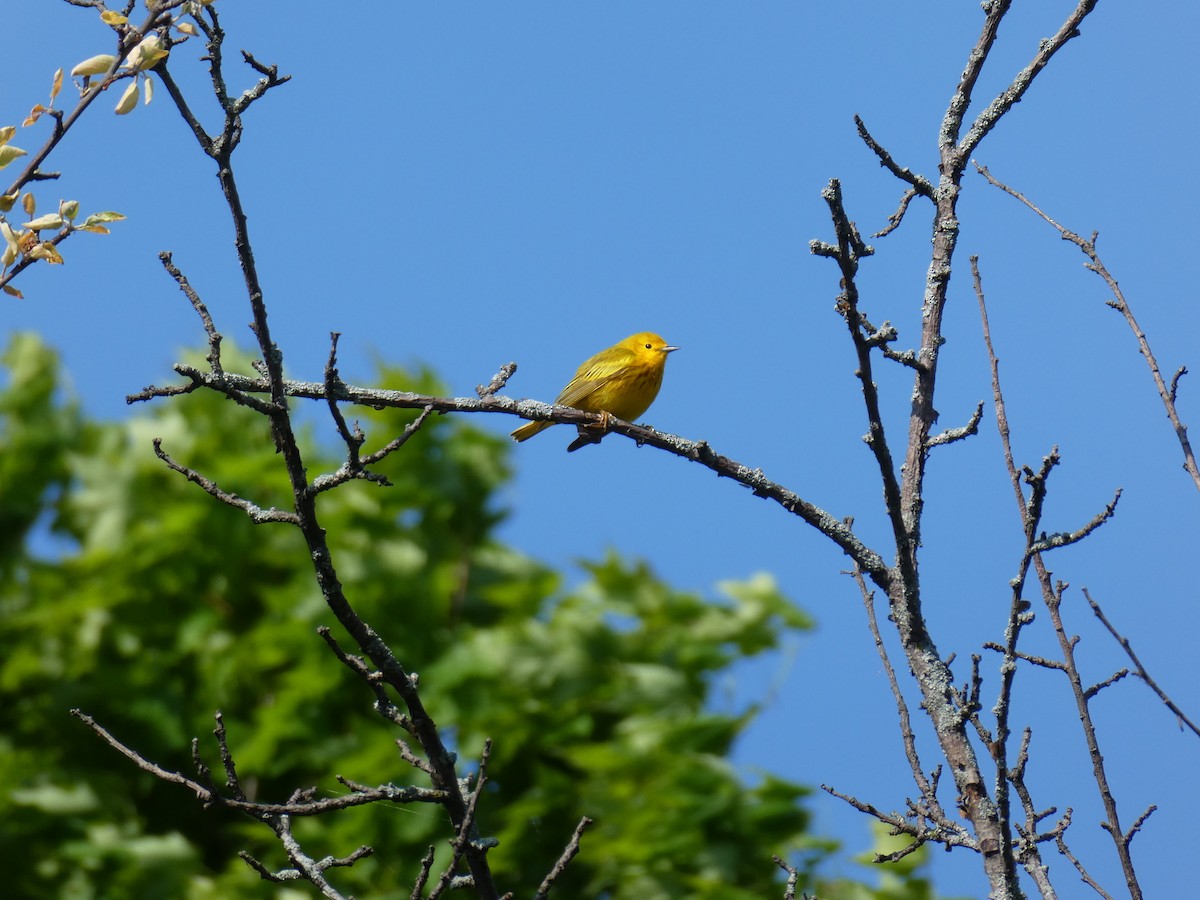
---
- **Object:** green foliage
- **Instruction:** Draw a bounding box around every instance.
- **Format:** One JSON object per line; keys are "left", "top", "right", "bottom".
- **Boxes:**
{"left": 0, "top": 334, "right": 944, "bottom": 899}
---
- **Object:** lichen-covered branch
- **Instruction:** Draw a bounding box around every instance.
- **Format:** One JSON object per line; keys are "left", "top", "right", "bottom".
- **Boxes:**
{"left": 133, "top": 364, "right": 893, "bottom": 586}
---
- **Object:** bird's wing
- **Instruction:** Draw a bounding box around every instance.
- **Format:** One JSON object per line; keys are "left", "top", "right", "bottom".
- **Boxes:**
{"left": 555, "top": 348, "right": 634, "bottom": 409}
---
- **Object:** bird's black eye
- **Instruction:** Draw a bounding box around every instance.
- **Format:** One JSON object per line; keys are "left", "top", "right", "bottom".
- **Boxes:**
{"left": 644, "top": 343, "right": 652, "bottom": 349}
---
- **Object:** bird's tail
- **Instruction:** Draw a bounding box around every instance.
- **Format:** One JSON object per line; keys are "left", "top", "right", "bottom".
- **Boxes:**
{"left": 510, "top": 419, "right": 554, "bottom": 442}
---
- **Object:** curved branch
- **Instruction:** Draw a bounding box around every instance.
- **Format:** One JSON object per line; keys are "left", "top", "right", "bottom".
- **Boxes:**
{"left": 138, "top": 365, "right": 894, "bottom": 586}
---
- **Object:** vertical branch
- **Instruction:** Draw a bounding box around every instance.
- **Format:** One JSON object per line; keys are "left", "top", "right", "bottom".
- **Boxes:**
{"left": 973, "top": 256, "right": 1044, "bottom": 887}
{"left": 810, "top": 181, "right": 906, "bottom": 597}
{"left": 1040, "top": 580, "right": 1146, "bottom": 900}
{"left": 900, "top": 0, "right": 1100, "bottom": 559}
{"left": 814, "top": 182, "right": 1015, "bottom": 894}
{"left": 845, "top": 5, "right": 1102, "bottom": 897}
{"left": 152, "top": 8, "right": 500, "bottom": 897}
{"left": 976, "top": 256, "right": 1146, "bottom": 898}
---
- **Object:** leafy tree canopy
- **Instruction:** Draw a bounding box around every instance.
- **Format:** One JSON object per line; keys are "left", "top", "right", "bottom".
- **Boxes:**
{"left": 0, "top": 333, "right": 942, "bottom": 899}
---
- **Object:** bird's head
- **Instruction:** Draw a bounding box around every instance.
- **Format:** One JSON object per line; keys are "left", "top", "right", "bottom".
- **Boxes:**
{"left": 622, "top": 332, "right": 680, "bottom": 359}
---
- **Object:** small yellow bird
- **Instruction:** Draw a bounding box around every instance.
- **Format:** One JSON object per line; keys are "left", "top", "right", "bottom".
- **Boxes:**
{"left": 511, "top": 331, "right": 679, "bottom": 451}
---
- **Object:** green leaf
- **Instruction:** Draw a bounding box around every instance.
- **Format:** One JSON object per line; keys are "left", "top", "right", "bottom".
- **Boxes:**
{"left": 70, "top": 54, "right": 117, "bottom": 78}
{"left": 0, "top": 145, "right": 27, "bottom": 170}
{"left": 23, "top": 214, "right": 63, "bottom": 232}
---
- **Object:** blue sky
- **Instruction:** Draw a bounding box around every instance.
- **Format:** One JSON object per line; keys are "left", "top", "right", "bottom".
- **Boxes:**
{"left": 5, "top": 2, "right": 1198, "bottom": 896}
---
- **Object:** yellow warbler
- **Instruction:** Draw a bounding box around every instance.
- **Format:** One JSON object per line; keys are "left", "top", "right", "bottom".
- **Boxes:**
{"left": 511, "top": 331, "right": 679, "bottom": 451}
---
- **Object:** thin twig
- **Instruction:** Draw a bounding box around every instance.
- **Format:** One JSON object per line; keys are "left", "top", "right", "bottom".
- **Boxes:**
{"left": 153, "top": 438, "right": 300, "bottom": 524}
{"left": 533, "top": 817, "right": 594, "bottom": 899}
{"left": 1084, "top": 588, "right": 1200, "bottom": 739}
{"left": 975, "top": 160, "right": 1200, "bottom": 493}
{"left": 848, "top": 565, "right": 950, "bottom": 827}
{"left": 982, "top": 643, "right": 1067, "bottom": 672}
{"left": 854, "top": 115, "right": 935, "bottom": 198}
{"left": 159, "top": 251, "right": 223, "bottom": 374}
{"left": 820, "top": 783, "right": 975, "bottom": 851}
{"left": 71, "top": 708, "right": 434, "bottom": 815}
{"left": 1057, "top": 833, "right": 1116, "bottom": 900}
{"left": 927, "top": 402, "right": 984, "bottom": 448}
{"left": 477, "top": 363, "right": 517, "bottom": 398}
{"left": 410, "top": 846, "right": 437, "bottom": 900}
{"left": 1042, "top": 582, "right": 1145, "bottom": 898}
{"left": 1026, "top": 490, "right": 1121, "bottom": 555}
{"left": 1008, "top": 729, "right": 1065, "bottom": 898}
{"left": 317, "top": 626, "right": 413, "bottom": 733}
{"left": 810, "top": 179, "right": 908, "bottom": 594}
{"left": 973, "top": 255, "right": 1045, "bottom": 887}
{"left": 772, "top": 856, "right": 800, "bottom": 900}
{"left": 428, "top": 741, "right": 496, "bottom": 899}
{"left": 212, "top": 711, "right": 245, "bottom": 799}
{"left": 874, "top": 187, "right": 920, "bottom": 238}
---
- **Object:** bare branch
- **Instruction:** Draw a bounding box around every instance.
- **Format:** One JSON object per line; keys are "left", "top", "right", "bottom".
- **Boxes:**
{"left": 1041, "top": 584, "right": 1147, "bottom": 897}
{"left": 212, "top": 711, "right": 246, "bottom": 800}
{"left": 1084, "top": 589, "right": 1200, "bottom": 739}
{"left": 939, "top": 0, "right": 1011, "bottom": 156}
{"left": 810, "top": 179, "right": 910, "bottom": 590}
{"left": 976, "top": 160, "right": 1200, "bottom": 493}
{"left": 1084, "top": 668, "right": 1131, "bottom": 701}
{"left": 410, "top": 846, "right": 437, "bottom": 900}
{"left": 243, "top": 812, "right": 368, "bottom": 899}
{"left": 533, "top": 817, "right": 595, "bottom": 900}
{"left": 1027, "top": 490, "right": 1121, "bottom": 555}
{"left": 429, "top": 741, "right": 497, "bottom": 900}
{"left": 356, "top": 407, "right": 433, "bottom": 467}
{"left": 159, "top": 252, "right": 223, "bottom": 374}
{"left": 318, "top": 626, "right": 413, "bottom": 733}
{"left": 1057, "top": 833, "right": 1117, "bottom": 900}
{"left": 1008, "top": 729, "right": 1065, "bottom": 896}
{"left": 927, "top": 402, "right": 983, "bottom": 448}
{"left": 477, "top": 362, "right": 518, "bottom": 398}
{"left": 873, "top": 187, "right": 920, "bottom": 238}
{"left": 232, "top": 50, "right": 291, "bottom": 117}
{"left": 854, "top": 114, "right": 935, "bottom": 199}
{"left": 983, "top": 643, "right": 1067, "bottom": 672}
{"left": 153, "top": 438, "right": 300, "bottom": 524}
{"left": 974, "top": 255, "right": 1067, "bottom": 889}
{"left": 1124, "top": 806, "right": 1157, "bottom": 845}
{"left": 323, "top": 333, "right": 362, "bottom": 450}
{"left": 154, "top": 62, "right": 214, "bottom": 153}
{"left": 1170, "top": 366, "right": 1187, "bottom": 405}
{"left": 954, "top": 2, "right": 1101, "bottom": 163}
{"left": 135, "top": 17, "right": 503, "bottom": 890}
{"left": 848, "top": 566, "right": 952, "bottom": 828}
{"left": 71, "top": 708, "right": 428, "bottom": 817}
{"left": 873, "top": 837, "right": 928, "bottom": 865}
{"left": 137, "top": 365, "right": 894, "bottom": 586}
{"left": 856, "top": 315, "right": 919, "bottom": 368}
{"left": 308, "top": 334, "right": 436, "bottom": 496}
{"left": 772, "top": 856, "right": 800, "bottom": 900}
{"left": 821, "top": 783, "right": 975, "bottom": 851}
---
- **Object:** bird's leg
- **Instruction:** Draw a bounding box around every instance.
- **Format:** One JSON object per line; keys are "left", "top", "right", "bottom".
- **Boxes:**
{"left": 566, "top": 411, "right": 614, "bottom": 452}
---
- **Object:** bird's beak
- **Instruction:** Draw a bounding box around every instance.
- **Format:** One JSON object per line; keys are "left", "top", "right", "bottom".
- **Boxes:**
{"left": 663, "top": 345, "right": 680, "bottom": 354}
